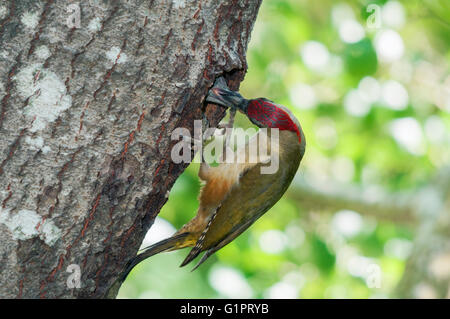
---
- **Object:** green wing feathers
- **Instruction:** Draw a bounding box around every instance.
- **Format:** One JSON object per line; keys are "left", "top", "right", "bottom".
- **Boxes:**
{"left": 181, "top": 160, "right": 295, "bottom": 269}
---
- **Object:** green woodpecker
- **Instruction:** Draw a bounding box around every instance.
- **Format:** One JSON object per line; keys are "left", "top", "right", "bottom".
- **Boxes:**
{"left": 120, "top": 78, "right": 305, "bottom": 281}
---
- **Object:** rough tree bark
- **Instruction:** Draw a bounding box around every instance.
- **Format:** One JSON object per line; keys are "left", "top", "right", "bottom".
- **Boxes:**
{"left": 0, "top": 0, "right": 262, "bottom": 298}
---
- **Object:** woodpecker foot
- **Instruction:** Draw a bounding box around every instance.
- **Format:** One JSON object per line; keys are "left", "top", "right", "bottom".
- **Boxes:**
{"left": 224, "top": 107, "right": 236, "bottom": 148}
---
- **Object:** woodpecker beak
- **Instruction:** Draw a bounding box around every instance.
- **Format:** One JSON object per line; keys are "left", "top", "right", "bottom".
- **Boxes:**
{"left": 206, "top": 77, "right": 247, "bottom": 112}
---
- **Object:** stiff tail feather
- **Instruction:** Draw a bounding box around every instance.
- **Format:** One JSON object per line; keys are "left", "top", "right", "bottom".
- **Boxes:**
{"left": 119, "top": 232, "right": 189, "bottom": 282}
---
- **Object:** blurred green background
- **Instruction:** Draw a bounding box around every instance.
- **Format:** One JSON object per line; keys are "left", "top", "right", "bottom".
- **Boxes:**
{"left": 119, "top": 0, "right": 450, "bottom": 298}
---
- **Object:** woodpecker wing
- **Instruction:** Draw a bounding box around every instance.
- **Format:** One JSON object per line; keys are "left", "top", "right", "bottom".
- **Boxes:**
{"left": 190, "top": 211, "right": 263, "bottom": 271}
{"left": 181, "top": 139, "right": 301, "bottom": 268}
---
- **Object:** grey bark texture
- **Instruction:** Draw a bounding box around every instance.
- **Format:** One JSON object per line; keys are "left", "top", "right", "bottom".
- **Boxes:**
{"left": 0, "top": 0, "right": 262, "bottom": 298}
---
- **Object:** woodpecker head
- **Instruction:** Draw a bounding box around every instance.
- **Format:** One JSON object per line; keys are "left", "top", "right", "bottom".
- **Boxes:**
{"left": 207, "top": 82, "right": 303, "bottom": 143}
{"left": 245, "top": 98, "right": 302, "bottom": 140}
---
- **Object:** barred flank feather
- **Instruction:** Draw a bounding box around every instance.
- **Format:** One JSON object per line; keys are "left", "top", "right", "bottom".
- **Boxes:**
{"left": 179, "top": 207, "right": 219, "bottom": 268}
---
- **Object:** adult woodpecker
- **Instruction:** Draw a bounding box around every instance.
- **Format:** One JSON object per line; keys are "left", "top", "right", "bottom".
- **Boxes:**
{"left": 119, "top": 78, "right": 305, "bottom": 281}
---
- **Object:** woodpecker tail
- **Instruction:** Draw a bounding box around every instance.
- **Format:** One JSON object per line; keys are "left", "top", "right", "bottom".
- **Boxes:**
{"left": 119, "top": 232, "right": 190, "bottom": 282}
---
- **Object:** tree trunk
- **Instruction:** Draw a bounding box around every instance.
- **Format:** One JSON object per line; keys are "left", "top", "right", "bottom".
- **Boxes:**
{"left": 0, "top": 0, "right": 262, "bottom": 299}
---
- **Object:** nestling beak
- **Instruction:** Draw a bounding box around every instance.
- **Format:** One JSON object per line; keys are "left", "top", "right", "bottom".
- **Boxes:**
{"left": 206, "top": 77, "right": 248, "bottom": 112}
